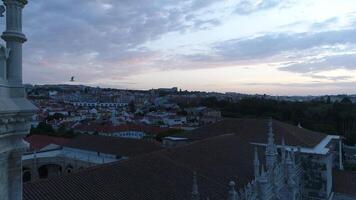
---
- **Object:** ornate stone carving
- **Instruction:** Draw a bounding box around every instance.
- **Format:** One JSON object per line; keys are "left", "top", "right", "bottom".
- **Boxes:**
{"left": 0, "top": 1, "right": 36, "bottom": 200}
{"left": 0, "top": 5, "right": 4, "bottom": 17}
{"left": 222, "top": 119, "right": 303, "bottom": 200}
{"left": 0, "top": 113, "right": 32, "bottom": 136}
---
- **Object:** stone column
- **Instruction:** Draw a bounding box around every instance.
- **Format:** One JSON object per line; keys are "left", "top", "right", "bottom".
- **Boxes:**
{"left": 8, "top": 150, "right": 24, "bottom": 200}
{"left": 0, "top": 1, "right": 35, "bottom": 200}
{"left": 339, "top": 139, "right": 344, "bottom": 170}
{"left": 0, "top": 46, "right": 9, "bottom": 81}
{"left": 1, "top": 0, "right": 27, "bottom": 88}
{"left": 31, "top": 151, "right": 39, "bottom": 181}
{"left": 0, "top": 152, "right": 9, "bottom": 200}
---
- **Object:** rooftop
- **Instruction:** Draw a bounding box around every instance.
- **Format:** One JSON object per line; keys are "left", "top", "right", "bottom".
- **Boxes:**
{"left": 24, "top": 135, "right": 71, "bottom": 151}
{"left": 23, "top": 118, "right": 331, "bottom": 200}
{"left": 175, "top": 118, "right": 326, "bottom": 148}
{"left": 74, "top": 123, "right": 170, "bottom": 135}
{"left": 333, "top": 170, "right": 356, "bottom": 196}
{"left": 64, "top": 134, "right": 163, "bottom": 156}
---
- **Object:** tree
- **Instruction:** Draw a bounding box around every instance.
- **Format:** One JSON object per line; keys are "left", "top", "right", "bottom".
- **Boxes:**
{"left": 199, "top": 96, "right": 356, "bottom": 145}
{"left": 30, "top": 122, "right": 55, "bottom": 135}
{"left": 47, "top": 113, "right": 65, "bottom": 121}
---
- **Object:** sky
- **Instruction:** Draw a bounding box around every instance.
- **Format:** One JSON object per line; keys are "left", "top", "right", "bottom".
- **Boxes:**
{"left": 3, "top": 0, "right": 356, "bottom": 95}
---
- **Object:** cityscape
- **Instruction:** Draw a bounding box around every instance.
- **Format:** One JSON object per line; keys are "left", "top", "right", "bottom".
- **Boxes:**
{"left": 1, "top": 0, "right": 356, "bottom": 200}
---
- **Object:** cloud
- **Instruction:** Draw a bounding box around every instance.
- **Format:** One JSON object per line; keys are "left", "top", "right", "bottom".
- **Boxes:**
{"left": 212, "top": 28, "right": 356, "bottom": 61}
{"left": 5, "top": 0, "right": 356, "bottom": 94}
{"left": 311, "top": 17, "right": 339, "bottom": 30}
{"left": 237, "top": 81, "right": 356, "bottom": 95}
{"left": 16, "top": 0, "right": 220, "bottom": 84}
{"left": 243, "top": 81, "right": 356, "bottom": 88}
{"left": 280, "top": 54, "right": 356, "bottom": 73}
{"left": 235, "top": 0, "right": 284, "bottom": 15}
{"left": 308, "top": 74, "right": 352, "bottom": 81}
{"left": 165, "top": 17, "right": 356, "bottom": 83}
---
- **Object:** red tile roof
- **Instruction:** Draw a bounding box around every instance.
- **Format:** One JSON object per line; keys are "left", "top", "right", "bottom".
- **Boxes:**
{"left": 24, "top": 134, "right": 241, "bottom": 200}
{"left": 333, "top": 170, "right": 356, "bottom": 196}
{"left": 24, "top": 135, "right": 71, "bottom": 151}
{"left": 23, "top": 118, "right": 329, "bottom": 200}
{"left": 64, "top": 135, "right": 163, "bottom": 157}
{"left": 74, "top": 123, "right": 169, "bottom": 135}
{"left": 175, "top": 118, "right": 326, "bottom": 148}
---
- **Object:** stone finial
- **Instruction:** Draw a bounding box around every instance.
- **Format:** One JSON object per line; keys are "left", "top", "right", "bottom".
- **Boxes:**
{"left": 281, "top": 137, "right": 286, "bottom": 163}
{"left": 260, "top": 164, "right": 266, "bottom": 177}
{"left": 254, "top": 147, "right": 260, "bottom": 164}
{"left": 253, "top": 147, "right": 260, "bottom": 178}
{"left": 227, "top": 181, "right": 239, "bottom": 200}
{"left": 291, "top": 149, "right": 296, "bottom": 163}
{"left": 266, "top": 118, "right": 277, "bottom": 169}
{"left": 297, "top": 122, "right": 302, "bottom": 128}
{"left": 296, "top": 146, "right": 302, "bottom": 163}
{"left": 192, "top": 172, "right": 200, "bottom": 200}
{"left": 286, "top": 151, "right": 297, "bottom": 186}
{"left": 267, "top": 118, "right": 275, "bottom": 144}
{"left": 281, "top": 136, "right": 285, "bottom": 146}
{"left": 286, "top": 151, "right": 292, "bottom": 164}
{"left": 268, "top": 118, "right": 273, "bottom": 137}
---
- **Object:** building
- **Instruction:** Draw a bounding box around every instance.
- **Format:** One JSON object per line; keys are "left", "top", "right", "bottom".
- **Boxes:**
{"left": 74, "top": 123, "right": 169, "bottom": 139}
{"left": 21, "top": 135, "right": 162, "bottom": 183}
{"left": 200, "top": 108, "right": 222, "bottom": 124}
{"left": 0, "top": 1, "right": 37, "bottom": 200}
{"left": 186, "top": 106, "right": 222, "bottom": 125}
{"left": 23, "top": 118, "right": 354, "bottom": 200}
{"left": 70, "top": 101, "right": 128, "bottom": 108}
{"left": 24, "top": 135, "right": 71, "bottom": 151}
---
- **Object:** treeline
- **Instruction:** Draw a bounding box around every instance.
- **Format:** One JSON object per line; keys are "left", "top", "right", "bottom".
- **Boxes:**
{"left": 29, "top": 122, "right": 78, "bottom": 138}
{"left": 201, "top": 97, "right": 356, "bottom": 145}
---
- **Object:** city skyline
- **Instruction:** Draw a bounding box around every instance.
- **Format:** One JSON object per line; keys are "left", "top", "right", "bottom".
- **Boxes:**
{"left": 7, "top": 0, "right": 356, "bottom": 95}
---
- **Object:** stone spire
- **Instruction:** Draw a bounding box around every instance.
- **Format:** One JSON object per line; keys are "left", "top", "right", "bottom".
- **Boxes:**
{"left": 286, "top": 151, "right": 296, "bottom": 187}
{"left": 297, "top": 122, "right": 302, "bottom": 128}
{"left": 286, "top": 151, "right": 292, "bottom": 165}
{"left": 281, "top": 137, "right": 286, "bottom": 164}
{"left": 0, "top": 0, "right": 36, "bottom": 200}
{"left": 257, "top": 165, "right": 269, "bottom": 200}
{"left": 260, "top": 164, "right": 267, "bottom": 181}
{"left": 227, "top": 181, "right": 239, "bottom": 200}
{"left": 291, "top": 149, "right": 296, "bottom": 163}
{"left": 253, "top": 147, "right": 260, "bottom": 179}
{"left": 265, "top": 118, "right": 277, "bottom": 170}
{"left": 192, "top": 172, "right": 200, "bottom": 200}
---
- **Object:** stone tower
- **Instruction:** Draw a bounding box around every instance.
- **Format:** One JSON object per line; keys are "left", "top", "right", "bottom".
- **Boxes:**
{"left": 0, "top": 0, "right": 36, "bottom": 200}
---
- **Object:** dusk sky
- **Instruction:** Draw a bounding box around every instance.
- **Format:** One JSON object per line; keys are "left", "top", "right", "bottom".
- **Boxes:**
{"left": 5, "top": 0, "right": 356, "bottom": 95}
